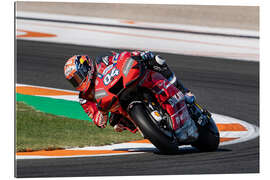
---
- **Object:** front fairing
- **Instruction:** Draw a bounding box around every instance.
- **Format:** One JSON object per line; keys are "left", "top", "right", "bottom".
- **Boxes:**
{"left": 94, "top": 52, "right": 142, "bottom": 112}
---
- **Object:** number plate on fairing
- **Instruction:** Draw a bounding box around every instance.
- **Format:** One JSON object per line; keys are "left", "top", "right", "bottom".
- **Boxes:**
{"left": 103, "top": 67, "right": 120, "bottom": 86}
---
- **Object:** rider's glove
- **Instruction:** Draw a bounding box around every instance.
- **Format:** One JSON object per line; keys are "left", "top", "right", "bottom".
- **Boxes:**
{"left": 94, "top": 111, "right": 107, "bottom": 128}
{"left": 140, "top": 51, "right": 155, "bottom": 62}
{"left": 184, "top": 91, "right": 196, "bottom": 104}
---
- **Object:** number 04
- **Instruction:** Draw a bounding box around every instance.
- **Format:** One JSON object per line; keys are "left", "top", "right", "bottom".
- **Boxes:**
{"left": 103, "top": 67, "right": 120, "bottom": 85}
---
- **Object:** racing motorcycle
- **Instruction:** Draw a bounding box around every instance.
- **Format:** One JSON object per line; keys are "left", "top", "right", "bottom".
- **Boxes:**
{"left": 94, "top": 52, "right": 220, "bottom": 153}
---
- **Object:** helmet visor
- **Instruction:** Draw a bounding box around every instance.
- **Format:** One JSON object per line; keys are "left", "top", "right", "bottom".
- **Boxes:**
{"left": 68, "top": 70, "right": 87, "bottom": 88}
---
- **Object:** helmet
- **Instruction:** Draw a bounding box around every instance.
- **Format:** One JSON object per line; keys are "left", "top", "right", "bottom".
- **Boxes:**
{"left": 64, "top": 55, "right": 95, "bottom": 92}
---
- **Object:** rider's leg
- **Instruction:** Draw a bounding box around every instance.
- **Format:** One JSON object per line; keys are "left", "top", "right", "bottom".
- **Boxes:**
{"left": 150, "top": 55, "right": 210, "bottom": 125}
{"left": 151, "top": 55, "right": 189, "bottom": 93}
{"left": 141, "top": 52, "right": 209, "bottom": 125}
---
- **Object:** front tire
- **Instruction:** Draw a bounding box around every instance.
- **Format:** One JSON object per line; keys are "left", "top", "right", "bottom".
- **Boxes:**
{"left": 129, "top": 103, "right": 179, "bottom": 154}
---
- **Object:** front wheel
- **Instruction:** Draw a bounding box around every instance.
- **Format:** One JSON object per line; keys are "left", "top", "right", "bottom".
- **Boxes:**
{"left": 129, "top": 103, "right": 179, "bottom": 154}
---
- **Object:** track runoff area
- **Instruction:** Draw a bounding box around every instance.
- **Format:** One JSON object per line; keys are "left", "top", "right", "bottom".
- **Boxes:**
{"left": 16, "top": 12, "right": 259, "bottom": 159}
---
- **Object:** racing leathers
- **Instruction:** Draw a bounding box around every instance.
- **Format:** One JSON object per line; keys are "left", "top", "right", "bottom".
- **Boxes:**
{"left": 79, "top": 51, "right": 194, "bottom": 132}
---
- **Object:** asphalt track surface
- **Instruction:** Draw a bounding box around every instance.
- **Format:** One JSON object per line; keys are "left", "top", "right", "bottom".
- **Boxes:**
{"left": 16, "top": 40, "right": 259, "bottom": 177}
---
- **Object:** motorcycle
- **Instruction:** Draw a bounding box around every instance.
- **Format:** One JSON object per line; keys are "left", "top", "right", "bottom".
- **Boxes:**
{"left": 94, "top": 52, "right": 220, "bottom": 153}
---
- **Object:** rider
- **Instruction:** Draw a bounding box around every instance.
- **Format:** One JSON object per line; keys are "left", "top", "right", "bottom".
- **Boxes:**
{"left": 64, "top": 51, "right": 196, "bottom": 132}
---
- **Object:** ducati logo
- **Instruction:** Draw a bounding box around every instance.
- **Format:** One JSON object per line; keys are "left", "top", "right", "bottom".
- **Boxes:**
{"left": 168, "top": 91, "right": 184, "bottom": 107}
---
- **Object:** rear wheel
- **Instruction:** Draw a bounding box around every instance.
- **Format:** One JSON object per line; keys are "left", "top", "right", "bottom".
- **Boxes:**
{"left": 191, "top": 117, "right": 220, "bottom": 151}
{"left": 129, "top": 103, "right": 179, "bottom": 154}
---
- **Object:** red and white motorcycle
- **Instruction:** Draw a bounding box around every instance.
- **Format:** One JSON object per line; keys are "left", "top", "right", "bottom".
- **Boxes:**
{"left": 94, "top": 52, "right": 220, "bottom": 153}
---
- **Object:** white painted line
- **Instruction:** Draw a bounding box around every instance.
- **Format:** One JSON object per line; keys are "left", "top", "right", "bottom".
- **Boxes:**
{"left": 69, "top": 143, "right": 156, "bottom": 151}
{"left": 41, "top": 95, "right": 79, "bottom": 102}
{"left": 16, "top": 152, "right": 145, "bottom": 160}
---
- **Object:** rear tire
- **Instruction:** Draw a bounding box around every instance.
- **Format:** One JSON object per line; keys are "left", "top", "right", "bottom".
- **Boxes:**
{"left": 129, "top": 103, "right": 179, "bottom": 154}
{"left": 191, "top": 118, "right": 220, "bottom": 151}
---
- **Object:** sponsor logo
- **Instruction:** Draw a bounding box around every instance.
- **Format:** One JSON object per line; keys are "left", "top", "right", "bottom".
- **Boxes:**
{"left": 157, "top": 80, "right": 173, "bottom": 91}
{"left": 95, "top": 90, "right": 108, "bottom": 99}
{"left": 113, "top": 53, "right": 120, "bottom": 65}
{"left": 97, "top": 73, "right": 103, "bottom": 79}
{"left": 151, "top": 111, "right": 162, "bottom": 121}
{"left": 114, "top": 53, "right": 120, "bottom": 61}
{"left": 168, "top": 91, "right": 184, "bottom": 107}
{"left": 102, "top": 56, "right": 109, "bottom": 65}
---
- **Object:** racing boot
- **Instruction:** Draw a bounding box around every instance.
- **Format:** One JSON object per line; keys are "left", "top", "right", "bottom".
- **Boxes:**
{"left": 140, "top": 51, "right": 188, "bottom": 92}
{"left": 150, "top": 55, "right": 190, "bottom": 93}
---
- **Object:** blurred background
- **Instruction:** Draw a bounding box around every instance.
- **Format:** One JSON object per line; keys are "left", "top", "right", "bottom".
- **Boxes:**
{"left": 17, "top": 2, "right": 259, "bottom": 30}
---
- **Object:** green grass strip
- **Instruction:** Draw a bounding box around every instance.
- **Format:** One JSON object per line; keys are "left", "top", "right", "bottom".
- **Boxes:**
{"left": 16, "top": 102, "right": 142, "bottom": 152}
{"left": 16, "top": 93, "right": 91, "bottom": 121}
